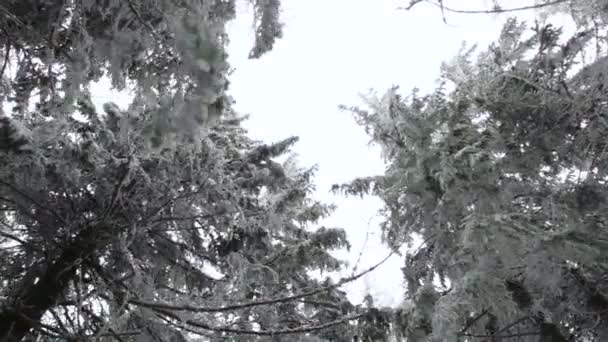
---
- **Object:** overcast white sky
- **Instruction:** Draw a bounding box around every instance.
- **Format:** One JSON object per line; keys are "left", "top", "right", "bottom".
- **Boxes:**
{"left": 224, "top": 0, "right": 562, "bottom": 307}
{"left": 88, "top": 0, "right": 572, "bottom": 308}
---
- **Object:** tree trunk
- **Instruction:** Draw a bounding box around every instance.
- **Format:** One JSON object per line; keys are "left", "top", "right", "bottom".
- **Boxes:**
{"left": 0, "top": 226, "right": 100, "bottom": 341}
{"left": 537, "top": 323, "right": 567, "bottom": 342}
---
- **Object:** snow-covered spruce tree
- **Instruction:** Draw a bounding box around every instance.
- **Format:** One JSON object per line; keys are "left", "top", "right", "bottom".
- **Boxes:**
{"left": 335, "top": 18, "right": 608, "bottom": 341}
{"left": 0, "top": 1, "right": 384, "bottom": 341}
{"left": 0, "top": 95, "right": 384, "bottom": 341}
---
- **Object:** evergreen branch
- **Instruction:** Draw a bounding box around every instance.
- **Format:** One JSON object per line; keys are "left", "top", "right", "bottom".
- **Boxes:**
{"left": 126, "top": 0, "right": 162, "bottom": 42}
{"left": 0, "top": 28, "right": 9, "bottom": 80}
{"left": 139, "top": 185, "right": 211, "bottom": 227}
{"left": 129, "top": 252, "right": 393, "bottom": 313}
{"left": 146, "top": 234, "right": 217, "bottom": 270}
{"left": 188, "top": 312, "right": 366, "bottom": 336}
{"left": 12, "top": 311, "right": 64, "bottom": 338}
{"left": 152, "top": 313, "right": 223, "bottom": 339}
{"left": 496, "top": 315, "right": 534, "bottom": 334}
{"left": 0, "top": 229, "right": 29, "bottom": 248}
{"left": 502, "top": 72, "right": 562, "bottom": 95}
{"left": 0, "top": 4, "right": 74, "bottom": 63}
{"left": 47, "top": 309, "right": 70, "bottom": 337}
{"left": 460, "top": 309, "right": 489, "bottom": 333}
{"left": 401, "top": 0, "right": 571, "bottom": 14}
{"left": 298, "top": 299, "right": 343, "bottom": 310}
{"left": 154, "top": 306, "right": 366, "bottom": 336}
{"left": 460, "top": 331, "right": 540, "bottom": 339}
{"left": 0, "top": 180, "right": 68, "bottom": 225}
{"left": 92, "top": 330, "right": 141, "bottom": 339}
{"left": 102, "top": 157, "right": 133, "bottom": 221}
{"left": 569, "top": 267, "right": 608, "bottom": 315}
{"left": 80, "top": 305, "right": 136, "bottom": 342}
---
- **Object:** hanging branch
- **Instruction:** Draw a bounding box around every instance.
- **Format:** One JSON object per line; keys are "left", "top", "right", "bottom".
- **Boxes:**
{"left": 129, "top": 252, "right": 393, "bottom": 313}
{"left": 154, "top": 306, "right": 367, "bottom": 336}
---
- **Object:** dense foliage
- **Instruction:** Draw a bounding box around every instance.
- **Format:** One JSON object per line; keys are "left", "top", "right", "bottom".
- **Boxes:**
{"left": 0, "top": 0, "right": 283, "bottom": 146}
{"left": 337, "top": 11, "right": 608, "bottom": 342}
{"left": 0, "top": 102, "right": 366, "bottom": 341}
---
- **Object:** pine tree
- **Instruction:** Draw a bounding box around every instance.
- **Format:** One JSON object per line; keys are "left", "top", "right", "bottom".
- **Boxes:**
{"left": 0, "top": 91, "right": 381, "bottom": 341}
{"left": 337, "top": 14, "right": 608, "bottom": 342}
{"left": 0, "top": 1, "right": 382, "bottom": 341}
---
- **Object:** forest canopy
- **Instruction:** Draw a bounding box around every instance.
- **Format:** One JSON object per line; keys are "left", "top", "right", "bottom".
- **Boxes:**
{"left": 335, "top": 2, "right": 608, "bottom": 340}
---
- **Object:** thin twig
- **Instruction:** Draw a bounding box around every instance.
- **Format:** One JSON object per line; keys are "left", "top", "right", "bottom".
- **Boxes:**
{"left": 351, "top": 215, "right": 374, "bottom": 275}
{"left": 402, "top": 0, "right": 426, "bottom": 10}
